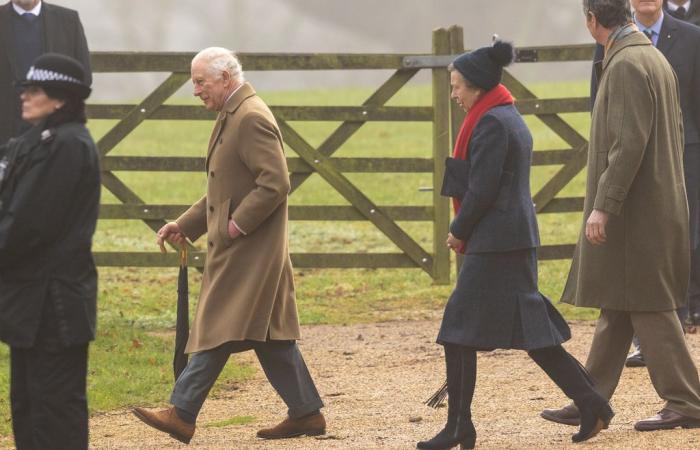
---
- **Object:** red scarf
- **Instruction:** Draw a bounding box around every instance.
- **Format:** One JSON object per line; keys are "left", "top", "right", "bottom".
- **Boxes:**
{"left": 452, "top": 83, "right": 514, "bottom": 252}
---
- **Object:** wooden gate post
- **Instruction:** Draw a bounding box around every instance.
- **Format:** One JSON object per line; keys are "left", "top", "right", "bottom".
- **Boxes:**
{"left": 432, "top": 28, "right": 452, "bottom": 285}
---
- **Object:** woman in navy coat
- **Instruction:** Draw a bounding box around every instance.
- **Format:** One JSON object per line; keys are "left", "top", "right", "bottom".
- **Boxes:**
{"left": 417, "top": 42, "right": 613, "bottom": 450}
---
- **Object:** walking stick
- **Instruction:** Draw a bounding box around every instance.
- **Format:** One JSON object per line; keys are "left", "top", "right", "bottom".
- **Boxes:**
{"left": 173, "top": 246, "right": 189, "bottom": 380}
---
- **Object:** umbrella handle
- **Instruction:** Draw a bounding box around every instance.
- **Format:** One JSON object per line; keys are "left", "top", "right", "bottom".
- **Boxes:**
{"left": 179, "top": 247, "right": 188, "bottom": 268}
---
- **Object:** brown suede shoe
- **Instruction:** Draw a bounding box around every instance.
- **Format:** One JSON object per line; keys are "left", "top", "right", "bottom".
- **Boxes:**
{"left": 132, "top": 407, "right": 195, "bottom": 444}
{"left": 257, "top": 413, "right": 326, "bottom": 439}
{"left": 540, "top": 403, "right": 580, "bottom": 426}
{"left": 634, "top": 408, "right": 700, "bottom": 431}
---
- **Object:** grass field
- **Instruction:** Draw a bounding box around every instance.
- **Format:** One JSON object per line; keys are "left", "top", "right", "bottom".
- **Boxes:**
{"left": 0, "top": 80, "right": 596, "bottom": 437}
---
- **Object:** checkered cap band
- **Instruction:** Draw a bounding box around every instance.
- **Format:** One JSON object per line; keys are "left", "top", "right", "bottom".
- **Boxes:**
{"left": 25, "top": 66, "right": 82, "bottom": 85}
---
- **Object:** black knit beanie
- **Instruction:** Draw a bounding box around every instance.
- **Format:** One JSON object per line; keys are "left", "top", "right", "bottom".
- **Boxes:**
{"left": 452, "top": 41, "right": 514, "bottom": 91}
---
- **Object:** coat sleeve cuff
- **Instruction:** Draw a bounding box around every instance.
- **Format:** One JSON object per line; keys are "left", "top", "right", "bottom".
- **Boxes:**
{"left": 593, "top": 184, "right": 626, "bottom": 215}
{"left": 230, "top": 219, "right": 247, "bottom": 235}
{"left": 449, "top": 220, "right": 469, "bottom": 241}
{"left": 175, "top": 218, "right": 206, "bottom": 242}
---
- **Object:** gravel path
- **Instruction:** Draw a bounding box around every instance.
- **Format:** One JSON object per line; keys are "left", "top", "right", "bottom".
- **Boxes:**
{"left": 5, "top": 319, "right": 700, "bottom": 449}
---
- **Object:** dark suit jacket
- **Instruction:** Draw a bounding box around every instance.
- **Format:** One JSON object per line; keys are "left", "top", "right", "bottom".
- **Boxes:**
{"left": 0, "top": 122, "right": 100, "bottom": 348}
{"left": 664, "top": 0, "right": 700, "bottom": 26}
{"left": 0, "top": 1, "right": 91, "bottom": 144}
{"left": 448, "top": 104, "right": 540, "bottom": 253}
{"left": 591, "top": 14, "right": 700, "bottom": 146}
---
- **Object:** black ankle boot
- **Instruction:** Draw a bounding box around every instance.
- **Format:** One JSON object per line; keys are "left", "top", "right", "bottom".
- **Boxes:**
{"left": 418, "top": 345, "right": 477, "bottom": 450}
{"left": 573, "top": 395, "right": 614, "bottom": 443}
{"left": 528, "top": 345, "right": 614, "bottom": 443}
{"left": 416, "top": 421, "right": 476, "bottom": 449}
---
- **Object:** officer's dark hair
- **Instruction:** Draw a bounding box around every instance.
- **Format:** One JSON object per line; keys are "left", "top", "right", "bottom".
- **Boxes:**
{"left": 43, "top": 86, "right": 87, "bottom": 127}
{"left": 582, "top": 0, "right": 633, "bottom": 28}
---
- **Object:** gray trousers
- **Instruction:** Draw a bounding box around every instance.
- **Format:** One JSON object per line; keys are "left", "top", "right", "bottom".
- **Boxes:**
{"left": 170, "top": 340, "right": 323, "bottom": 420}
{"left": 586, "top": 309, "right": 700, "bottom": 419}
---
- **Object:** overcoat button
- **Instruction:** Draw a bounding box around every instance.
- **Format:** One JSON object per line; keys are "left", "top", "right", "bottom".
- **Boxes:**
{"left": 208, "top": 241, "right": 213, "bottom": 247}
{"left": 209, "top": 206, "right": 214, "bottom": 212}
{"left": 210, "top": 171, "right": 215, "bottom": 177}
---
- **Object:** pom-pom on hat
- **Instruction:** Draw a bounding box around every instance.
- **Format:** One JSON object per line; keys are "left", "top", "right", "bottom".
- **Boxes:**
{"left": 19, "top": 53, "right": 91, "bottom": 99}
{"left": 452, "top": 40, "right": 514, "bottom": 91}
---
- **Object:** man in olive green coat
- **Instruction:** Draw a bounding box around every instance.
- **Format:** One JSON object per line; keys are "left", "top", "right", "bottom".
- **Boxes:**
{"left": 132, "top": 47, "right": 325, "bottom": 444}
{"left": 541, "top": 0, "right": 700, "bottom": 432}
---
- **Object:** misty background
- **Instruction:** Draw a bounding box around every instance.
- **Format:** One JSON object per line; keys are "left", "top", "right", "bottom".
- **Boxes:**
{"left": 52, "top": 0, "right": 596, "bottom": 100}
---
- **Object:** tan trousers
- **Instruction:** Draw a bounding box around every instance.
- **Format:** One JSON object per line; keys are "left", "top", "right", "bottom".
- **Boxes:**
{"left": 585, "top": 309, "right": 700, "bottom": 419}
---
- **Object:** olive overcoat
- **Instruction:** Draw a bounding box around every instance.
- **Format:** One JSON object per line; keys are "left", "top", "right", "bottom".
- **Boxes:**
{"left": 562, "top": 31, "right": 689, "bottom": 312}
{"left": 176, "top": 83, "right": 300, "bottom": 353}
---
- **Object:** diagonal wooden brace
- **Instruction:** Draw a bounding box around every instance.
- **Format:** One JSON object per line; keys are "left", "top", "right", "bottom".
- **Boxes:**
{"left": 289, "top": 68, "right": 418, "bottom": 193}
{"left": 502, "top": 70, "right": 589, "bottom": 211}
{"left": 278, "top": 119, "right": 434, "bottom": 274}
{"left": 98, "top": 72, "right": 191, "bottom": 156}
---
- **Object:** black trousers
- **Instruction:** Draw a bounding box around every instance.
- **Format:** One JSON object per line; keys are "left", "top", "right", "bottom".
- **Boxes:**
{"left": 10, "top": 344, "right": 89, "bottom": 450}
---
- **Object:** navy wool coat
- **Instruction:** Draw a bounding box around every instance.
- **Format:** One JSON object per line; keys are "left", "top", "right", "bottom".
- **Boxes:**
{"left": 438, "top": 104, "right": 570, "bottom": 350}
{"left": 449, "top": 104, "right": 539, "bottom": 251}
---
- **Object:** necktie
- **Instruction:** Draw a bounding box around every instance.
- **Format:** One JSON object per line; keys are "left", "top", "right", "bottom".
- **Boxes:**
{"left": 643, "top": 29, "right": 654, "bottom": 42}
{"left": 21, "top": 12, "right": 38, "bottom": 23}
{"left": 673, "top": 6, "right": 687, "bottom": 19}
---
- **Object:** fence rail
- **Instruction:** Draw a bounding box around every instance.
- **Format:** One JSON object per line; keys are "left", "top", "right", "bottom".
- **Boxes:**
{"left": 90, "top": 26, "right": 594, "bottom": 283}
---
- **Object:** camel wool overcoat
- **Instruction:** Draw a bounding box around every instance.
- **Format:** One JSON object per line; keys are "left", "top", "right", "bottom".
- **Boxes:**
{"left": 562, "top": 31, "right": 689, "bottom": 312}
{"left": 177, "top": 83, "right": 300, "bottom": 353}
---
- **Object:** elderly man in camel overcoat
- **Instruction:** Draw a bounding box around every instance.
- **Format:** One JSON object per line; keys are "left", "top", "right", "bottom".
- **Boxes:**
{"left": 132, "top": 47, "right": 325, "bottom": 444}
{"left": 540, "top": 0, "right": 700, "bottom": 433}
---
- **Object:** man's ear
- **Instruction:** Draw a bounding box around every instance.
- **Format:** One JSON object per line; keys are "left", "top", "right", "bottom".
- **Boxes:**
{"left": 587, "top": 11, "right": 597, "bottom": 27}
{"left": 221, "top": 70, "right": 232, "bottom": 86}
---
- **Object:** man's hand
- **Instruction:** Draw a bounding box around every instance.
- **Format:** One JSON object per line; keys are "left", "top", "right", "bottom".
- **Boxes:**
{"left": 157, "top": 222, "right": 185, "bottom": 252}
{"left": 585, "top": 209, "right": 609, "bottom": 245}
{"left": 228, "top": 219, "right": 242, "bottom": 240}
{"left": 446, "top": 232, "right": 464, "bottom": 253}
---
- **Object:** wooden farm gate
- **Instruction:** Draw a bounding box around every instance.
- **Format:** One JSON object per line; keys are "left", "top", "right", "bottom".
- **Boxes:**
{"left": 88, "top": 25, "right": 595, "bottom": 284}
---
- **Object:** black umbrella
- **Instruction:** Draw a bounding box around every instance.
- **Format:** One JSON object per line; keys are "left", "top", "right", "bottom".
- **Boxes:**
{"left": 173, "top": 247, "right": 189, "bottom": 380}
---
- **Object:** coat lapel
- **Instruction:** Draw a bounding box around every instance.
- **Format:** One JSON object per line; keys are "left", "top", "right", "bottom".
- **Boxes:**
{"left": 205, "top": 113, "right": 226, "bottom": 171}
{"left": 204, "top": 83, "right": 257, "bottom": 170}
{"left": 656, "top": 14, "right": 679, "bottom": 55}
{"left": 0, "top": 4, "right": 18, "bottom": 79}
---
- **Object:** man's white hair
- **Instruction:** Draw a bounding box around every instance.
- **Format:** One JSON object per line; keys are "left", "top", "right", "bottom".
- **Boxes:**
{"left": 192, "top": 47, "right": 245, "bottom": 83}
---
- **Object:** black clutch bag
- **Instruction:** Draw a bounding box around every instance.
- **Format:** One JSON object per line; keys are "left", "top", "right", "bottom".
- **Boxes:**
{"left": 440, "top": 157, "right": 469, "bottom": 199}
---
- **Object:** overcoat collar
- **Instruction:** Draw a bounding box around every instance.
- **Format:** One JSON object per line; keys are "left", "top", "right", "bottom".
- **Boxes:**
{"left": 657, "top": 13, "right": 680, "bottom": 55}
{"left": 205, "top": 82, "right": 257, "bottom": 170}
{"left": 222, "top": 82, "right": 256, "bottom": 115}
{"left": 602, "top": 31, "right": 652, "bottom": 73}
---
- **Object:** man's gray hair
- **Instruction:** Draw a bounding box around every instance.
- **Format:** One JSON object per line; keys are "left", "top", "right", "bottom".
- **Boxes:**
{"left": 192, "top": 47, "right": 245, "bottom": 83}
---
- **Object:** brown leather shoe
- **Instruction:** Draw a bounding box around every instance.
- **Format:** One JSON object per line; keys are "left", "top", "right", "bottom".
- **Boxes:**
{"left": 540, "top": 403, "right": 580, "bottom": 426}
{"left": 132, "top": 407, "right": 195, "bottom": 444}
{"left": 257, "top": 413, "right": 326, "bottom": 439}
{"left": 634, "top": 408, "right": 700, "bottom": 431}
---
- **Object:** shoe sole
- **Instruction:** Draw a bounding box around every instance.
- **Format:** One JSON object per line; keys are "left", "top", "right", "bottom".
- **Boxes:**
{"left": 635, "top": 421, "right": 700, "bottom": 431}
{"left": 132, "top": 409, "right": 192, "bottom": 444}
{"left": 540, "top": 411, "right": 580, "bottom": 426}
{"left": 625, "top": 361, "right": 646, "bottom": 368}
{"left": 257, "top": 428, "right": 326, "bottom": 440}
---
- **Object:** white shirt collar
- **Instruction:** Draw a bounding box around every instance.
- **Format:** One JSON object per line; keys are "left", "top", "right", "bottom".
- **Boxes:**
{"left": 12, "top": 1, "right": 42, "bottom": 16}
{"left": 666, "top": 0, "right": 691, "bottom": 12}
